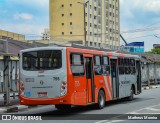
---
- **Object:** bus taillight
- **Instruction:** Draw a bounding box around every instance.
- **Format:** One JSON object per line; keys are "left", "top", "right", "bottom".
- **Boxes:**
{"left": 60, "top": 81, "right": 67, "bottom": 96}
{"left": 20, "top": 83, "right": 24, "bottom": 87}
{"left": 20, "top": 82, "right": 25, "bottom": 95}
{"left": 20, "top": 87, "right": 25, "bottom": 91}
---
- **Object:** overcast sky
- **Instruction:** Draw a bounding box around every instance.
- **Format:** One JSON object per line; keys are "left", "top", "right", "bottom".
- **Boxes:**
{"left": 0, "top": 0, "right": 160, "bottom": 51}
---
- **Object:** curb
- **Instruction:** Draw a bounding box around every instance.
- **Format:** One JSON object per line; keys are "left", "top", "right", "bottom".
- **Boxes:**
{"left": 142, "top": 86, "right": 149, "bottom": 90}
{"left": 0, "top": 108, "right": 7, "bottom": 114}
{"left": 142, "top": 85, "right": 160, "bottom": 90}
{"left": 0, "top": 105, "right": 29, "bottom": 113}
{"left": 6, "top": 105, "right": 29, "bottom": 113}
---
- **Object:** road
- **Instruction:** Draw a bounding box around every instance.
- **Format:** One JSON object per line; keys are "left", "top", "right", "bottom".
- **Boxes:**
{"left": 2, "top": 87, "right": 160, "bottom": 123}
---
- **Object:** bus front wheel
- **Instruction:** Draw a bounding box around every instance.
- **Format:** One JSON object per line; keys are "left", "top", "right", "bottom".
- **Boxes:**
{"left": 127, "top": 87, "right": 134, "bottom": 101}
{"left": 97, "top": 90, "right": 106, "bottom": 109}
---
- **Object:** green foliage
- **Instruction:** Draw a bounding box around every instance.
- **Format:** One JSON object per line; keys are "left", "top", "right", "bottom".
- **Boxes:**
{"left": 148, "top": 48, "right": 160, "bottom": 55}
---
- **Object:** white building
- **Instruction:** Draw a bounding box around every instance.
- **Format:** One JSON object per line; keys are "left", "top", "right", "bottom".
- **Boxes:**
{"left": 42, "top": 29, "right": 50, "bottom": 40}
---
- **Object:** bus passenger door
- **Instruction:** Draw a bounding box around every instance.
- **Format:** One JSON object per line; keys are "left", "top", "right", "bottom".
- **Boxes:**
{"left": 85, "top": 57, "right": 95, "bottom": 103}
{"left": 110, "top": 59, "right": 119, "bottom": 99}
{"left": 136, "top": 60, "right": 141, "bottom": 93}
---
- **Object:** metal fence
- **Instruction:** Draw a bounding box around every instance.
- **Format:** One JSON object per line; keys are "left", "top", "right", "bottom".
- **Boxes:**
{"left": 141, "top": 63, "right": 160, "bottom": 85}
{"left": 0, "top": 59, "right": 19, "bottom": 93}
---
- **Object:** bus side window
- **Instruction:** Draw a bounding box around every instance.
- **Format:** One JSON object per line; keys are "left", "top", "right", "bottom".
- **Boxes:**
{"left": 70, "top": 54, "right": 85, "bottom": 76}
{"left": 124, "top": 58, "right": 130, "bottom": 74}
{"left": 130, "top": 59, "right": 136, "bottom": 74}
{"left": 102, "top": 56, "right": 110, "bottom": 75}
{"left": 118, "top": 58, "right": 124, "bottom": 75}
{"left": 94, "top": 55, "right": 102, "bottom": 75}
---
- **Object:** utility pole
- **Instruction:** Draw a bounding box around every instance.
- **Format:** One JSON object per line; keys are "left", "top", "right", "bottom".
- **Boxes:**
{"left": 0, "top": 39, "right": 12, "bottom": 105}
{"left": 77, "top": 1, "right": 89, "bottom": 47}
{"left": 3, "top": 55, "right": 10, "bottom": 105}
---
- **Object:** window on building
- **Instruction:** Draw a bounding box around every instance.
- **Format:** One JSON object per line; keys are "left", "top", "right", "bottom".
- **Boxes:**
{"left": 62, "top": 23, "right": 64, "bottom": 26}
{"left": 70, "top": 13, "right": 72, "bottom": 16}
{"left": 90, "top": 42, "right": 93, "bottom": 46}
{"left": 70, "top": 32, "right": 72, "bottom": 35}
{"left": 109, "top": 4, "right": 112, "bottom": 8}
{"left": 94, "top": 24, "right": 97, "bottom": 28}
{"left": 62, "top": 14, "right": 64, "bottom": 17}
{"left": 109, "top": 12, "right": 112, "bottom": 16}
{"left": 70, "top": 4, "right": 72, "bottom": 7}
{"left": 113, "top": 13, "right": 115, "bottom": 17}
{"left": 70, "top": 22, "right": 72, "bottom": 25}
{"left": 62, "top": 32, "right": 64, "bottom": 35}
{"left": 62, "top": 4, "right": 64, "bottom": 7}
{"left": 85, "top": 22, "right": 87, "bottom": 26}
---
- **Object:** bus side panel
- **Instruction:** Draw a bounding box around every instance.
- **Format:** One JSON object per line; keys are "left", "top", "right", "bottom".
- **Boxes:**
{"left": 66, "top": 49, "right": 75, "bottom": 105}
{"left": 107, "top": 76, "right": 112, "bottom": 100}
{"left": 94, "top": 76, "right": 112, "bottom": 102}
{"left": 73, "top": 77, "right": 87, "bottom": 106}
{"left": 66, "top": 48, "right": 87, "bottom": 106}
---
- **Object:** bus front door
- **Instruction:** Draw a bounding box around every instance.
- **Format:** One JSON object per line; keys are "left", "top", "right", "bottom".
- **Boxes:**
{"left": 85, "top": 57, "right": 95, "bottom": 103}
{"left": 136, "top": 60, "right": 142, "bottom": 94}
{"left": 110, "top": 59, "right": 119, "bottom": 99}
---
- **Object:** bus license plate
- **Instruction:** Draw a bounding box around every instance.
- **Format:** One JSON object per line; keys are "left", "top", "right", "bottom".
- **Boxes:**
{"left": 38, "top": 92, "right": 47, "bottom": 97}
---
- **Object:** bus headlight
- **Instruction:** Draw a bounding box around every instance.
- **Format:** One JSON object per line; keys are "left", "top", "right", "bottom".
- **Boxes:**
{"left": 60, "top": 81, "right": 67, "bottom": 96}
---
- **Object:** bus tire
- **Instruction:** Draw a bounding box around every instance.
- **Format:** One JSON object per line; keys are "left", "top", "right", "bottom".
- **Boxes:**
{"left": 127, "top": 87, "right": 134, "bottom": 101}
{"left": 97, "top": 90, "right": 106, "bottom": 109}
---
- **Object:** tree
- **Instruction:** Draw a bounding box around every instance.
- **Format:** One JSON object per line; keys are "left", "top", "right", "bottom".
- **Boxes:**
{"left": 148, "top": 48, "right": 160, "bottom": 55}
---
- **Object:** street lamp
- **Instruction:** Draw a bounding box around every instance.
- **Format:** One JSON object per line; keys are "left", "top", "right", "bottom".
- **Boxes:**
{"left": 77, "top": 1, "right": 89, "bottom": 47}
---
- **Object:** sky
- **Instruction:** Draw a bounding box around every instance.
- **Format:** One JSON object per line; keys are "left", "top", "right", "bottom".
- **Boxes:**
{"left": 0, "top": 0, "right": 160, "bottom": 51}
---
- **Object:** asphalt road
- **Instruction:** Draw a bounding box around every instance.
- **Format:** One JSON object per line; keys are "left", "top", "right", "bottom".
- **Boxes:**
{"left": 2, "top": 87, "right": 160, "bottom": 123}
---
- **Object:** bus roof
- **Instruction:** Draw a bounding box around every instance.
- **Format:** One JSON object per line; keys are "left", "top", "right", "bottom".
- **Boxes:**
{"left": 20, "top": 46, "right": 140, "bottom": 59}
{"left": 20, "top": 46, "right": 66, "bottom": 53}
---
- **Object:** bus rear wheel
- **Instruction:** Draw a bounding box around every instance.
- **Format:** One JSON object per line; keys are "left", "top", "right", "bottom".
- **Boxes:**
{"left": 127, "top": 87, "right": 134, "bottom": 101}
{"left": 97, "top": 90, "right": 106, "bottom": 109}
{"left": 55, "top": 104, "right": 71, "bottom": 110}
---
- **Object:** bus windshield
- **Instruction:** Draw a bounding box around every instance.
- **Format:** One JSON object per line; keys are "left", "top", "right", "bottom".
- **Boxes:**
{"left": 22, "top": 50, "right": 62, "bottom": 71}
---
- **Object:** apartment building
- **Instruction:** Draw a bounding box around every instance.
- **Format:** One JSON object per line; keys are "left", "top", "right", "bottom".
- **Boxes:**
{"left": 41, "top": 28, "right": 50, "bottom": 40}
{"left": 50, "top": 0, "right": 120, "bottom": 48}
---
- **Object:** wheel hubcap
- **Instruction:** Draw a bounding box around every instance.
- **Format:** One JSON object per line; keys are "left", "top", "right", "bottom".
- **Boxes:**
{"left": 100, "top": 95, "right": 104, "bottom": 106}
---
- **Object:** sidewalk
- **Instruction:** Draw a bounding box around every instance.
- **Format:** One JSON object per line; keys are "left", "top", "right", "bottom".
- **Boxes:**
{"left": 142, "top": 84, "right": 160, "bottom": 90}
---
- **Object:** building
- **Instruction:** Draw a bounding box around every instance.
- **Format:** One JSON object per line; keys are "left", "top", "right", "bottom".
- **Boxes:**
{"left": 0, "top": 29, "right": 25, "bottom": 41}
{"left": 41, "top": 28, "right": 50, "bottom": 40}
{"left": 50, "top": 0, "right": 120, "bottom": 48}
{"left": 153, "top": 44, "right": 160, "bottom": 49}
{"left": 122, "top": 42, "right": 145, "bottom": 53}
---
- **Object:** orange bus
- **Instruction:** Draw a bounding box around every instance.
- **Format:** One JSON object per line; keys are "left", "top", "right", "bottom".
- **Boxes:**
{"left": 19, "top": 46, "right": 141, "bottom": 109}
